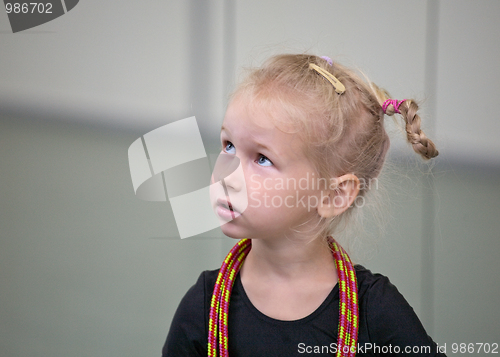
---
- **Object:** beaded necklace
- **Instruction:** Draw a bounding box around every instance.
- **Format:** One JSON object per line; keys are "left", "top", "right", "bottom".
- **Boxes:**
{"left": 208, "top": 237, "right": 359, "bottom": 357}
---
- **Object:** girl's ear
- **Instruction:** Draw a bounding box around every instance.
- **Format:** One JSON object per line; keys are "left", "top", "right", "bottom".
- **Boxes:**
{"left": 317, "top": 174, "right": 360, "bottom": 218}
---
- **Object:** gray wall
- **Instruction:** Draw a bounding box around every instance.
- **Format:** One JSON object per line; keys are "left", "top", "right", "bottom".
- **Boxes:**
{"left": 1, "top": 1, "right": 499, "bottom": 356}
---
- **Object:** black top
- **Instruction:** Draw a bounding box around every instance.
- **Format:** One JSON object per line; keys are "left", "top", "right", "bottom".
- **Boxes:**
{"left": 162, "top": 265, "right": 445, "bottom": 356}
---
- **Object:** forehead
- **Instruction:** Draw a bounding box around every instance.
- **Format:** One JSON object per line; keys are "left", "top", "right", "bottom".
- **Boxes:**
{"left": 222, "top": 94, "right": 309, "bottom": 159}
{"left": 224, "top": 91, "right": 299, "bottom": 133}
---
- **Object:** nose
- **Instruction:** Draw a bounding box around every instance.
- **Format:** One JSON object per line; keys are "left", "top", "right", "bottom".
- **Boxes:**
{"left": 212, "top": 153, "right": 244, "bottom": 191}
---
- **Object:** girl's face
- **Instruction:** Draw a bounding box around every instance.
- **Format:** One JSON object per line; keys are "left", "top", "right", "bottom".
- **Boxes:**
{"left": 210, "top": 94, "right": 325, "bottom": 241}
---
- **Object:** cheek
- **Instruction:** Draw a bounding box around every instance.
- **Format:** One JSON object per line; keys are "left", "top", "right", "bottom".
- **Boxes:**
{"left": 246, "top": 174, "right": 276, "bottom": 195}
{"left": 249, "top": 182, "right": 290, "bottom": 209}
{"left": 209, "top": 181, "right": 223, "bottom": 205}
{"left": 246, "top": 172, "right": 263, "bottom": 192}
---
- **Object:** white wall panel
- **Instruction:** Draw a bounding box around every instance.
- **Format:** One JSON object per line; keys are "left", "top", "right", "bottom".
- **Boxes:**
{"left": 0, "top": 2, "right": 192, "bottom": 130}
{"left": 435, "top": 1, "right": 500, "bottom": 166}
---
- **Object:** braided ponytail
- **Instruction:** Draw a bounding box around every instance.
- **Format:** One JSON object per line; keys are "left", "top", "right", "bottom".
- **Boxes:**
{"left": 371, "top": 84, "right": 439, "bottom": 160}
{"left": 394, "top": 100, "right": 439, "bottom": 160}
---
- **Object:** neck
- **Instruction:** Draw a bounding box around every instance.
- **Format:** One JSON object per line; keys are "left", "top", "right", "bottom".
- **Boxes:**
{"left": 240, "top": 236, "right": 337, "bottom": 281}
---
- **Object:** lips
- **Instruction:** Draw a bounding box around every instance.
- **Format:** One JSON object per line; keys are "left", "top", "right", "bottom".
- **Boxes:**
{"left": 216, "top": 198, "right": 238, "bottom": 214}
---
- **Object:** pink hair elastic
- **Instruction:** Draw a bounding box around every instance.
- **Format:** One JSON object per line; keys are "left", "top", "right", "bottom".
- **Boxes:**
{"left": 382, "top": 99, "right": 406, "bottom": 114}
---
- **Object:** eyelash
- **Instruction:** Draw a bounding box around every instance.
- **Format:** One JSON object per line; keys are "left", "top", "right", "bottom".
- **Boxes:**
{"left": 222, "top": 140, "right": 273, "bottom": 166}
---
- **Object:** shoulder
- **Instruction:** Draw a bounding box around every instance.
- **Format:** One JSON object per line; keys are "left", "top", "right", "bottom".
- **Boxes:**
{"left": 180, "top": 268, "right": 220, "bottom": 318}
{"left": 354, "top": 265, "right": 445, "bottom": 356}
{"left": 200, "top": 268, "right": 220, "bottom": 293}
{"left": 355, "top": 264, "right": 403, "bottom": 304}
{"left": 183, "top": 268, "right": 219, "bottom": 301}
{"left": 355, "top": 264, "right": 418, "bottom": 324}
{"left": 162, "top": 269, "right": 219, "bottom": 357}
{"left": 171, "top": 268, "right": 219, "bottom": 319}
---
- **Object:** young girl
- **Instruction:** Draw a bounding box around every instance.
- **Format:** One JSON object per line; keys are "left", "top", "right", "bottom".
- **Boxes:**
{"left": 162, "top": 54, "right": 444, "bottom": 356}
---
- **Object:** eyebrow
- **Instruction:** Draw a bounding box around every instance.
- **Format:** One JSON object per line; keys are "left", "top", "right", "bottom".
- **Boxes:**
{"left": 254, "top": 141, "right": 274, "bottom": 155}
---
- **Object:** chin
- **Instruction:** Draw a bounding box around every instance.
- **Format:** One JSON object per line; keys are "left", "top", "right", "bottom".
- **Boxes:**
{"left": 219, "top": 221, "right": 248, "bottom": 240}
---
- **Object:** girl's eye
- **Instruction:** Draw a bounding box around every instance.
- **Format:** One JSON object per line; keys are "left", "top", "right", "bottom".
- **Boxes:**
{"left": 224, "top": 141, "right": 236, "bottom": 154}
{"left": 257, "top": 154, "right": 273, "bottom": 167}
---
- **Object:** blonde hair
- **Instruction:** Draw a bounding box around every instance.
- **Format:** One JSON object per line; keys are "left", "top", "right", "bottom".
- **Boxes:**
{"left": 232, "top": 54, "right": 438, "bottom": 245}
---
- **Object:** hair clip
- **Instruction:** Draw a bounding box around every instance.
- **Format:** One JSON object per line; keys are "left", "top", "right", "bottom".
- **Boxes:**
{"left": 309, "top": 63, "right": 345, "bottom": 94}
